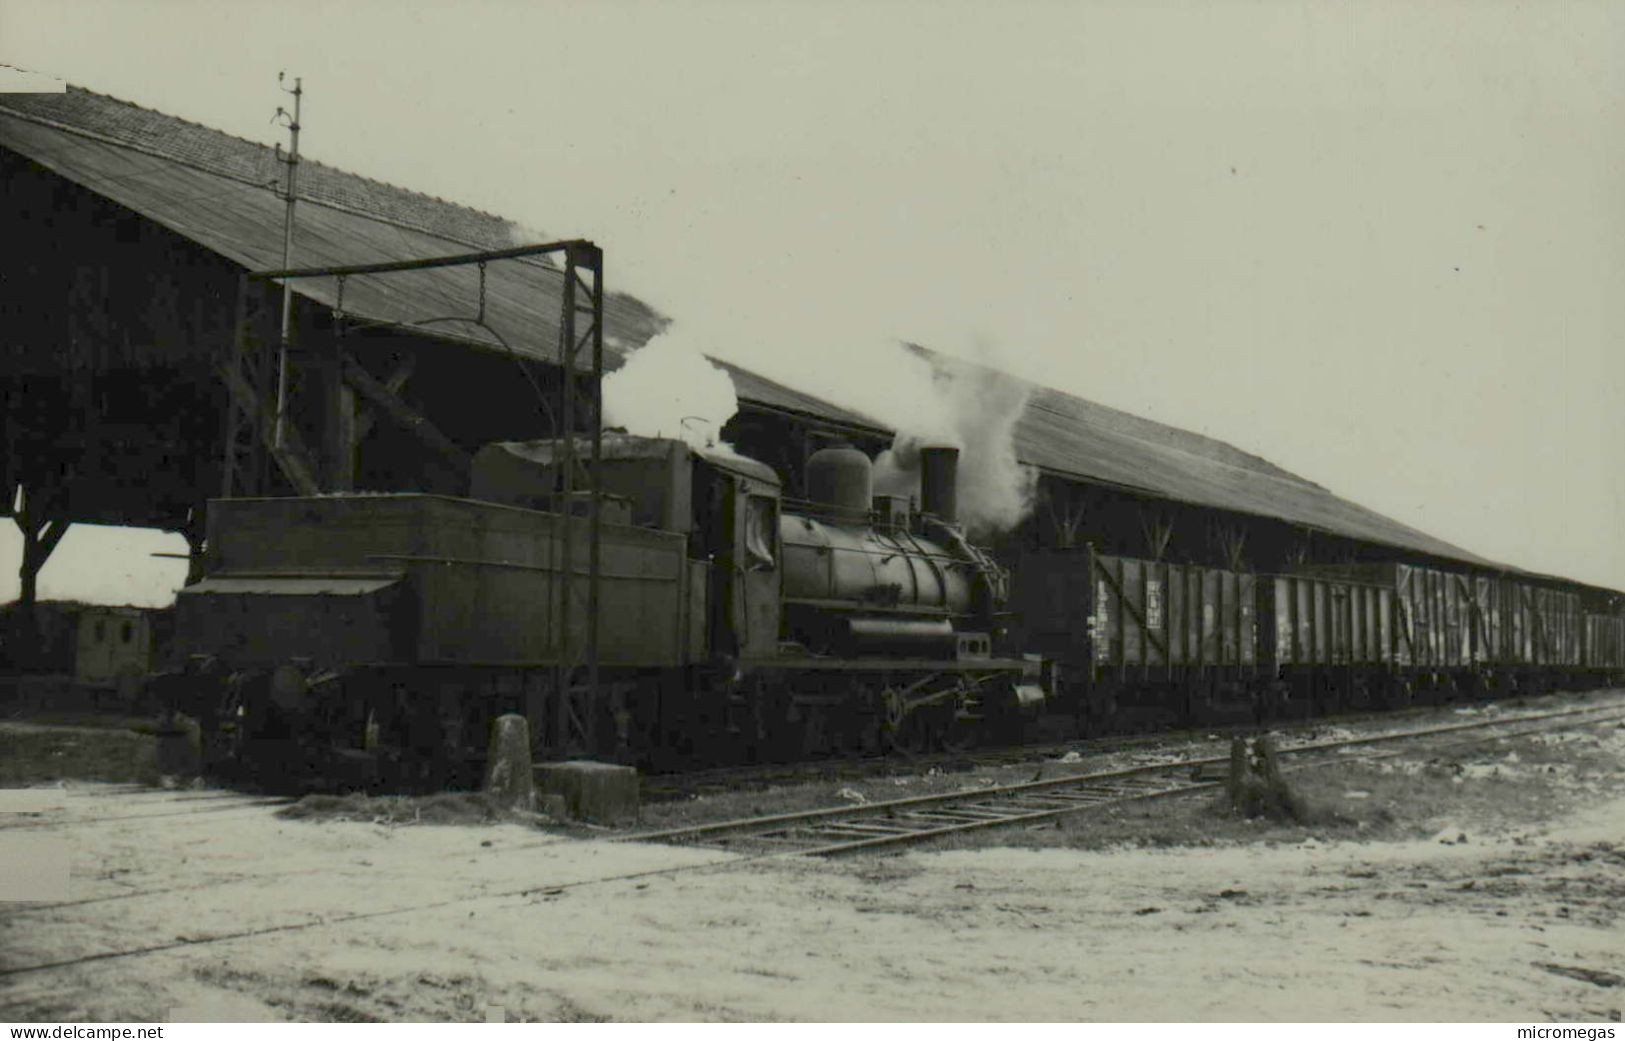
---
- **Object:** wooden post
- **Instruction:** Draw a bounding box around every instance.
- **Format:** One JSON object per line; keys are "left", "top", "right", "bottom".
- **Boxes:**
{"left": 13, "top": 485, "right": 68, "bottom": 608}
{"left": 325, "top": 345, "right": 358, "bottom": 493}
{"left": 1226, "top": 736, "right": 1247, "bottom": 802}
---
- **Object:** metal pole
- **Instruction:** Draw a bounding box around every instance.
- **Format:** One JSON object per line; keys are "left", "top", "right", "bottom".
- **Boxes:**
{"left": 251, "top": 239, "right": 588, "bottom": 280}
{"left": 273, "top": 74, "right": 302, "bottom": 449}
{"left": 586, "top": 249, "right": 603, "bottom": 718}
{"left": 556, "top": 251, "right": 577, "bottom": 750}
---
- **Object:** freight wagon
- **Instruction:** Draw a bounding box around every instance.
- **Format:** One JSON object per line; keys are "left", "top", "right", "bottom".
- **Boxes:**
{"left": 1009, "top": 549, "right": 1617, "bottom": 733}
{"left": 1258, "top": 572, "right": 1402, "bottom": 711}
{"left": 1009, "top": 552, "right": 1419, "bottom": 728}
{"left": 1008, "top": 548, "right": 1260, "bottom": 731}
{"left": 1292, "top": 563, "right": 1584, "bottom": 697}
{"left": 1583, "top": 612, "right": 1625, "bottom": 681}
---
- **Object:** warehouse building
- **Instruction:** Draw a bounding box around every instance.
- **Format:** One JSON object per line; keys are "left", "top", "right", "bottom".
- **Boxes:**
{"left": 2, "top": 84, "right": 1617, "bottom": 628}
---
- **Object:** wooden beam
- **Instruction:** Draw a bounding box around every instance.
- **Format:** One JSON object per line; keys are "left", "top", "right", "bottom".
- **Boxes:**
{"left": 214, "top": 360, "right": 321, "bottom": 496}
{"left": 355, "top": 354, "right": 416, "bottom": 441}
{"left": 326, "top": 352, "right": 359, "bottom": 492}
{"left": 35, "top": 517, "right": 69, "bottom": 561}
{"left": 340, "top": 354, "right": 471, "bottom": 476}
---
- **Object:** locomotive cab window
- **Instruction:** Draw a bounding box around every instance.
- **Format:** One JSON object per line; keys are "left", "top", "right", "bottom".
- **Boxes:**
{"left": 744, "top": 494, "right": 778, "bottom": 570}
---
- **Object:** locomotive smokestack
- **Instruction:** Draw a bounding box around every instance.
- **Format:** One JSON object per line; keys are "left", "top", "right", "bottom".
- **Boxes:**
{"left": 919, "top": 445, "right": 959, "bottom": 525}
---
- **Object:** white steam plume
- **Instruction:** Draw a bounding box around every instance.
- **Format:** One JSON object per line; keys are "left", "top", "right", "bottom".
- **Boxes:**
{"left": 872, "top": 349, "right": 1038, "bottom": 537}
{"left": 601, "top": 329, "right": 739, "bottom": 450}
{"left": 590, "top": 284, "right": 1035, "bottom": 535}
{"left": 503, "top": 221, "right": 559, "bottom": 267}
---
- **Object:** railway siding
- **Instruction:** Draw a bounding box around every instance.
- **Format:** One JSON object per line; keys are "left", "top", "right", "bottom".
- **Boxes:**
{"left": 623, "top": 696, "right": 1625, "bottom": 856}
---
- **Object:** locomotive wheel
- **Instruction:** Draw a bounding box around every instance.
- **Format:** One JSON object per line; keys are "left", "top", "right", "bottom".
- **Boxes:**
{"left": 881, "top": 687, "right": 930, "bottom": 757}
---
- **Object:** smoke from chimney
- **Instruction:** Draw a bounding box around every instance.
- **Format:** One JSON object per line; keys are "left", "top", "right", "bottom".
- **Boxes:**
{"left": 598, "top": 297, "right": 1035, "bottom": 537}
{"left": 871, "top": 350, "right": 1037, "bottom": 538}
{"left": 601, "top": 329, "right": 739, "bottom": 450}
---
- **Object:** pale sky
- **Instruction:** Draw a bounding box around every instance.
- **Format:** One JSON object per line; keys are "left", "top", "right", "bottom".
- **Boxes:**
{"left": 2, "top": 0, "right": 1622, "bottom": 605}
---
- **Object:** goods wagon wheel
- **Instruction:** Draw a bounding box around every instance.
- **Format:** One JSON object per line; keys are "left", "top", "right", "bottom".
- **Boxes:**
{"left": 1074, "top": 681, "right": 1119, "bottom": 739}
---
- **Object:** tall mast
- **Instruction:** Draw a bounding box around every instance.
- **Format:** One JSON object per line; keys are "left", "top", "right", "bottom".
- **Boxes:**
{"left": 272, "top": 73, "right": 302, "bottom": 448}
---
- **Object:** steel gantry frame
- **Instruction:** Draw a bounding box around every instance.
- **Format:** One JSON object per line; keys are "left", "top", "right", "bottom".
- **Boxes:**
{"left": 220, "top": 239, "right": 606, "bottom": 755}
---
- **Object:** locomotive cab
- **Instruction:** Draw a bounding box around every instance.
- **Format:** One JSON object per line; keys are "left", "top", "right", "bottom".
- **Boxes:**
{"left": 473, "top": 433, "right": 785, "bottom": 667}
{"left": 687, "top": 447, "right": 783, "bottom": 664}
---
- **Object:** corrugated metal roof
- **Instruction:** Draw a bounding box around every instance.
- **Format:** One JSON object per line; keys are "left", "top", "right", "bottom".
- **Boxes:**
{"left": 0, "top": 87, "right": 536, "bottom": 256}
{"left": 711, "top": 358, "right": 885, "bottom": 433}
{"left": 898, "top": 346, "right": 1501, "bottom": 566}
{"left": 0, "top": 87, "right": 880, "bottom": 428}
{"left": 0, "top": 94, "right": 662, "bottom": 361}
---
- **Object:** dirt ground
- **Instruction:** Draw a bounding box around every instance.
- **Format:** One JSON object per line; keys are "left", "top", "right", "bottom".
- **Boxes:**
{"left": 3, "top": 697, "right": 1624, "bottom": 1023}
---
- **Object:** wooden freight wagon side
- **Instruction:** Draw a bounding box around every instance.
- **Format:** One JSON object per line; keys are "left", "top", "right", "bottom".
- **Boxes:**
{"left": 1294, "top": 563, "right": 1468, "bottom": 667}
{"left": 1582, "top": 613, "right": 1625, "bottom": 679}
{"left": 1258, "top": 574, "right": 1400, "bottom": 711}
{"left": 1530, "top": 586, "right": 1583, "bottom": 669}
{"left": 1008, "top": 547, "right": 1259, "bottom": 731}
{"left": 1089, "top": 553, "right": 1256, "bottom": 672}
{"left": 1459, "top": 575, "right": 1581, "bottom": 690}
{"left": 1298, "top": 562, "right": 1587, "bottom": 697}
{"left": 1394, "top": 564, "right": 1472, "bottom": 671}
{"left": 1293, "top": 562, "right": 1475, "bottom": 699}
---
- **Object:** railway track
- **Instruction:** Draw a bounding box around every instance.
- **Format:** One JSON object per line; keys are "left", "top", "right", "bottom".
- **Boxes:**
{"left": 622, "top": 699, "right": 1625, "bottom": 857}
{"left": 2, "top": 693, "right": 1620, "bottom": 984}
{"left": 636, "top": 696, "right": 1550, "bottom": 803}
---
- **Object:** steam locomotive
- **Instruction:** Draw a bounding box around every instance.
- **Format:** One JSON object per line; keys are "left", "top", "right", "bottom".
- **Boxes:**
{"left": 161, "top": 434, "right": 1038, "bottom": 783}
{"left": 157, "top": 428, "right": 1625, "bottom": 787}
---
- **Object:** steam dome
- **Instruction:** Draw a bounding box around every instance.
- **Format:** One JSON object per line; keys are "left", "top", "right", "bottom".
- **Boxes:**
{"left": 806, "top": 441, "right": 873, "bottom": 520}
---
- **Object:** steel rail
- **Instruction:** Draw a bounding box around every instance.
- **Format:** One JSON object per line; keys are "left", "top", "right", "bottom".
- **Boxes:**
{"left": 2, "top": 698, "right": 1620, "bottom": 983}
{"left": 792, "top": 713, "right": 1616, "bottom": 858}
{"left": 621, "top": 700, "right": 1625, "bottom": 855}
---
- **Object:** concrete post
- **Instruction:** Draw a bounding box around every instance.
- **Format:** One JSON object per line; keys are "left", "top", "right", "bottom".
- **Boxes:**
{"left": 484, "top": 714, "right": 535, "bottom": 812}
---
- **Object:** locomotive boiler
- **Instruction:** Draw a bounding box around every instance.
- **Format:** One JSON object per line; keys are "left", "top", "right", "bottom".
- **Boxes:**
{"left": 779, "top": 443, "right": 1005, "bottom": 661}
